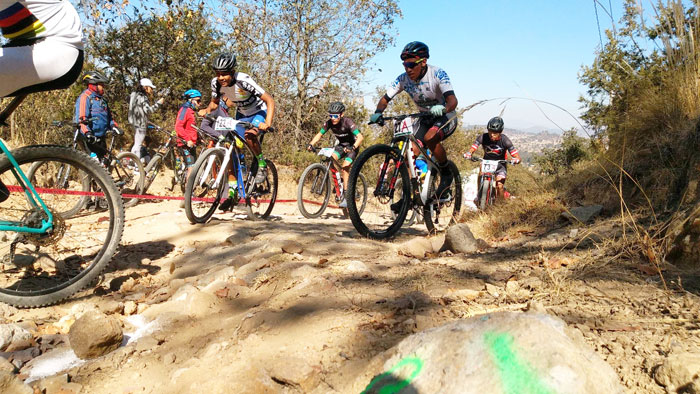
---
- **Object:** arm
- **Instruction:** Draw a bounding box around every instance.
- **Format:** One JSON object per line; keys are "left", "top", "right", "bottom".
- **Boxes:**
{"left": 200, "top": 96, "right": 220, "bottom": 116}
{"left": 444, "top": 92, "right": 458, "bottom": 113}
{"left": 185, "top": 109, "right": 197, "bottom": 147}
{"left": 352, "top": 130, "right": 364, "bottom": 150}
{"left": 309, "top": 130, "right": 324, "bottom": 147}
{"left": 375, "top": 95, "right": 391, "bottom": 114}
{"left": 75, "top": 93, "right": 91, "bottom": 134}
{"left": 258, "top": 92, "right": 275, "bottom": 130}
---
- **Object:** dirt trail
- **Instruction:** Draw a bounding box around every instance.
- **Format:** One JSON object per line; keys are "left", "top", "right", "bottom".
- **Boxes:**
{"left": 4, "top": 177, "right": 700, "bottom": 393}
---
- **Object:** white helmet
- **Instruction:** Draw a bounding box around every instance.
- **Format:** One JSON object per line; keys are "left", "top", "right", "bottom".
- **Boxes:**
{"left": 139, "top": 78, "right": 156, "bottom": 89}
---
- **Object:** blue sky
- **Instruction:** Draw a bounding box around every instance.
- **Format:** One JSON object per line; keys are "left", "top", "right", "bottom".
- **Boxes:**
{"left": 363, "top": 0, "right": 619, "bottom": 131}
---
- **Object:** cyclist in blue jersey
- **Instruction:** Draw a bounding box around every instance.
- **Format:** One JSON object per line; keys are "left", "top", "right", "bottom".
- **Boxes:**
{"left": 368, "top": 41, "right": 458, "bottom": 211}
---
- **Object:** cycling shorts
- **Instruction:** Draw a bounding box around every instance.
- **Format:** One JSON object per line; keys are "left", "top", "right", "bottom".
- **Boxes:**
{"left": 414, "top": 113, "right": 457, "bottom": 145}
{"left": 234, "top": 110, "right": 266, "bottom": 139}
{"left": 333, "top": 143, "right": 357, "bottom": 163}
{"left": 1, "top": 40, "right": 83, "bottom": 97}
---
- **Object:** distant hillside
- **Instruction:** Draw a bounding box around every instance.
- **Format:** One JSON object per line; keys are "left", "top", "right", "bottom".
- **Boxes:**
{"left": 465, "top": 125, "right": 562, "bottom": 164}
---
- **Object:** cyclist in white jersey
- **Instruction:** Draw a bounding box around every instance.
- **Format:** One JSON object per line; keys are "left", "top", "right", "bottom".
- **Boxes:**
{"left": 369, "top": 41, "right": 458, "bottom": 206}
{"left": 200, "top": 53, "right": 276, "bottom": 211}
{"left": 0, "top": 0, "right": 83, "bottom": 97}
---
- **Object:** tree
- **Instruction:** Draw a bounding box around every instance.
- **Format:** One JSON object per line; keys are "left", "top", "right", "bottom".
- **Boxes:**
{"left": 229, "top": 0, "right": 401, "bottom": 148}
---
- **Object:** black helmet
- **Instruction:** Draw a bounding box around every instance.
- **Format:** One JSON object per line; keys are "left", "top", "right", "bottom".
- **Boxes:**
{"left": 400, "top": 41, "right": 429, "bottom": 60}
{"left": 82, "top": 71, "right": 108, "bottom": 84}
{"left": 328, "top": 101, "right": 345, "bottom": 114}
{"left": 212, "top": 53, "right": 237, "bottom": 72}
{"left": 487, "top": 116, "right": 504, "bottom": 133}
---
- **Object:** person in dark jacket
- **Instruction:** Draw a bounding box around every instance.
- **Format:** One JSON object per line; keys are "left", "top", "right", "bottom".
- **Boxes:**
{"left": 73, "top": 71, "right": 119, "bottom": 161}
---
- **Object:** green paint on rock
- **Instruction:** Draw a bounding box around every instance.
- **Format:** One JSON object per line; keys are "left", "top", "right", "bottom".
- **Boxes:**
{"left": 362, "top": 356, "right": 424, "bottom": 394}
{"left": 484, "top": 331, "right": 555, "bottom": 394}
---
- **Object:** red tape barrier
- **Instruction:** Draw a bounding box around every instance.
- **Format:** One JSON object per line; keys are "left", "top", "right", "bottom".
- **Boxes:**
{"left": 6, "top": 185, "right": 322, "bottom": 205}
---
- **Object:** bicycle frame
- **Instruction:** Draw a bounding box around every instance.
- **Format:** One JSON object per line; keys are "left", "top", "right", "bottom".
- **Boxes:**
{"left": 380, "top": 114, "right": 439, "bottom": 206}
{"left": 0, "top": 130, "right": 54, "bottom": 234}
{"left": 199, "top": 117, "right": 255, "bottom": 200}
{"left": 315, "top": 147, "right": 344, "bottom": 200}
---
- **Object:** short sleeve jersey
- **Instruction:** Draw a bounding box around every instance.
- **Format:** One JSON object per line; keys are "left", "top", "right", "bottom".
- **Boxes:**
{"left": 210, "top": 72, "right": 266, "bottom": 117}
{"left": 320, "top": 117, "right": 359, "bottom": 145}
{"left": 475, "top": 133, "right": 517, "bottom": 161}
{"left": 385, "top": 64, "right": 454, "bottom": 111}
{"left": 0, "top": 0, "right": 82, "bottom": 47}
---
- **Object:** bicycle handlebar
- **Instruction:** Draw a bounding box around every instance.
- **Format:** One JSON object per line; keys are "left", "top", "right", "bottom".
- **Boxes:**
{"left": 469, "top": 156, "right": 519, "bottom": 165}
{"left": 381, "top": 112, "right": 431, "bottom": 122}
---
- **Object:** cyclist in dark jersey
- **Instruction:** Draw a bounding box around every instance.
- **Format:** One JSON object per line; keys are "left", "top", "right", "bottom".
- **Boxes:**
{"left": 464, "top": 116, "right": 521, "bottom": 201}
{"left": 307, "top": 101, "right": 364, "bottom": 208}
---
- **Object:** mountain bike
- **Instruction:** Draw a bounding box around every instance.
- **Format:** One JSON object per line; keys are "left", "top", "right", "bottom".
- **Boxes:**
{"left": 27, "top": 120, "right": 144, "bottom": 210}
{"left": 346, "top": 112, "right": 462, "bottom": 239}
{"left": 0, "top": 94, "right": 124, "bottom": 307}
{"left": 297, "top": 146, "right": 367, "bottom": 218}
{"left": 141, "top": 123, "right": 215, "bottom": 194}
{"left": 470, "top": 156, "right": 516, "bottom": 210}
{"left": 184, "top": 116, "right": 277, "bottom": 223}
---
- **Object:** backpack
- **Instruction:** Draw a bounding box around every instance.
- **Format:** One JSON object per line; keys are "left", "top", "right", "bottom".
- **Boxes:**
{"left": 127, "top": 91, "right": 138, "bottom": 125}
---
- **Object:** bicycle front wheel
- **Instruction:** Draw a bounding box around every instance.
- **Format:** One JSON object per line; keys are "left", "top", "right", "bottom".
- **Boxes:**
{"left": 347, "top": 144, "right": 410, "bottom": 239}
{"left": 184, "top": 148, "right": 226, "bottom": 224}
{"left": 297, "top": 163, "right": 331, "bottom": 218}
{"left": 392, "top": 178, "right": 417, "bottom": 227}
{"left": 423, "top": 160, "right": 462, "bottom": 234}
{"left": 479, "top": 178, "right": 491, "bottom": 211}
{"left": 0, "top": 145, "right": 124, "bottom": 307}
{"left": 142, "top": 153, "right": 163, "bottom": 194}
{"left": 113, "top": 152, "right": 144, "bottom": 208}
{"left": 246, "top": 160, "right": 278, "bottom": 220}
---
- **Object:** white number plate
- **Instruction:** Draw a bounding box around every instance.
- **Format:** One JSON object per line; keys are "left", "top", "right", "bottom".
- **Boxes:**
{"left": 318, "top": 148, "right": 335, "bottom": 158}
{"left": 481, "top": 160, "right": 499, "bottom": 173}
{"left": 394, "top": 118, "right": 417, "bottom": 137}
{"left": 214, "top": 117, "right": 238, "bottom": 131}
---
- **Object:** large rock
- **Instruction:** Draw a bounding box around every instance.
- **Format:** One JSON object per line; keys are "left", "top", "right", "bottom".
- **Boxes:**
{"left": 68, "top": 311, "right": 123, "bottom": 359}
{"left": 442, "top": 223, "right": 479, "bottom": 254}
{"left": 0, "top": 371, "right": 33, "bottom": 394}
{"left": 654, "top": 352, "right": 700, "bottom": 392}
{"left": 0, "top": 324, "right": 32, "bottom": 352}
{"left": 360, "top": 312, "right": 623, "bottom": 394}
{"left": 142, "top": 284, "right": 221, "bottom": 320}
{"left": 666, "top": 203, "right": 700, "bottom": 267}
{"left": 562, "top": 205, "right": 603, "bottom": 224}
{"left": 265, "top": 356, "right": 319, "bottom": 392}
{"left": 397, "top": 237, "right": 435, "bottom": 258}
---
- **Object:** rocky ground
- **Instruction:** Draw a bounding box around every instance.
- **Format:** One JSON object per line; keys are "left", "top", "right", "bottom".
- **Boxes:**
{"left": 1, "top": 172, "right": 700, "bottom": 393}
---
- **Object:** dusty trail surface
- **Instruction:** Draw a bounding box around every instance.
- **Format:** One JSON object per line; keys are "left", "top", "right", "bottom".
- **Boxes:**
{"left": 3, "top": 176, "right": 700, "bottom": 393}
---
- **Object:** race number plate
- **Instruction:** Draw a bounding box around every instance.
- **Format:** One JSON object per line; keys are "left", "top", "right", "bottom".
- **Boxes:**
{"left": 318, "top": 148, "right": 335, "bottom": 158}
{"left": 214, "top": 117, "right": 238, "bottom": 131}
{"left": 394, "top": 117, "right": 417, "bottom": 137}
{"left": 481, "top": 160, "right": 499, "bottom": 173}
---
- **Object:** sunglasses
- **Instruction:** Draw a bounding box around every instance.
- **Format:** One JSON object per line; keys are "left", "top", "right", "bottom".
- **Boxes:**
{"left": 328, "top": 113, "right": 340, "bottom": 119}
{"left": 402, "top": 58, "right": 425, "bottom": 69}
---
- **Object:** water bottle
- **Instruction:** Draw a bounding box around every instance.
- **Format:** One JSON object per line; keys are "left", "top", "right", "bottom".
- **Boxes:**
{"left": 89, "top": 152, "right": 99, "bottom": 162}
{"left": 416, "top": 157, "right": 428, "bottom": 180}
{"left": 175, "top": 156, "right": 182, "bottom": 175}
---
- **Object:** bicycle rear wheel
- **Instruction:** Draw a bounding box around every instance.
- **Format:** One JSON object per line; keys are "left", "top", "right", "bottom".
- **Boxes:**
{"left": 347, "top": 144, "right": 410, "bottom": 239}
{"left": 297, "top": 163, "right": 331, "bottom": 218}
{"left": 0, "top": 145, "right": 124, "bottom": 307}
{"left": 246, "top": 160, "right": 278, "bottom": 220}
{"left": 113, "top": 152, "right": 144, "bottom": 208}
{"left": 26, "top": 159, "right": 91, "bottom": 219}
{"left": 423, "top": 160, "right": 462, "bottom": 234}
{"left": 184, "top": 148, "right": 226, "bottom": 224}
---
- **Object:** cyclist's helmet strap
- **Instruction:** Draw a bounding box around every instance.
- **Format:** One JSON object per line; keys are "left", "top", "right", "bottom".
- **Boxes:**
{"left": 487, "top": 116, "right": 504, "bottom": 133}
{"left": 82, "top": 71, "right": 108, "bottom": 84}
{"left": 328, "top": 101, "right": 345, "bottom": 114}
{"left": 400, "top": 41, "right": 429, "bottom": 60}
{"left": 212, "top": 53, "right": 237, "bottom": 72}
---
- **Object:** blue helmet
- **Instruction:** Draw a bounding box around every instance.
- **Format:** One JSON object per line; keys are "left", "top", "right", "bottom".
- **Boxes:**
{"left": 183, "top": 89, "right": 202, "bottom": 99}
